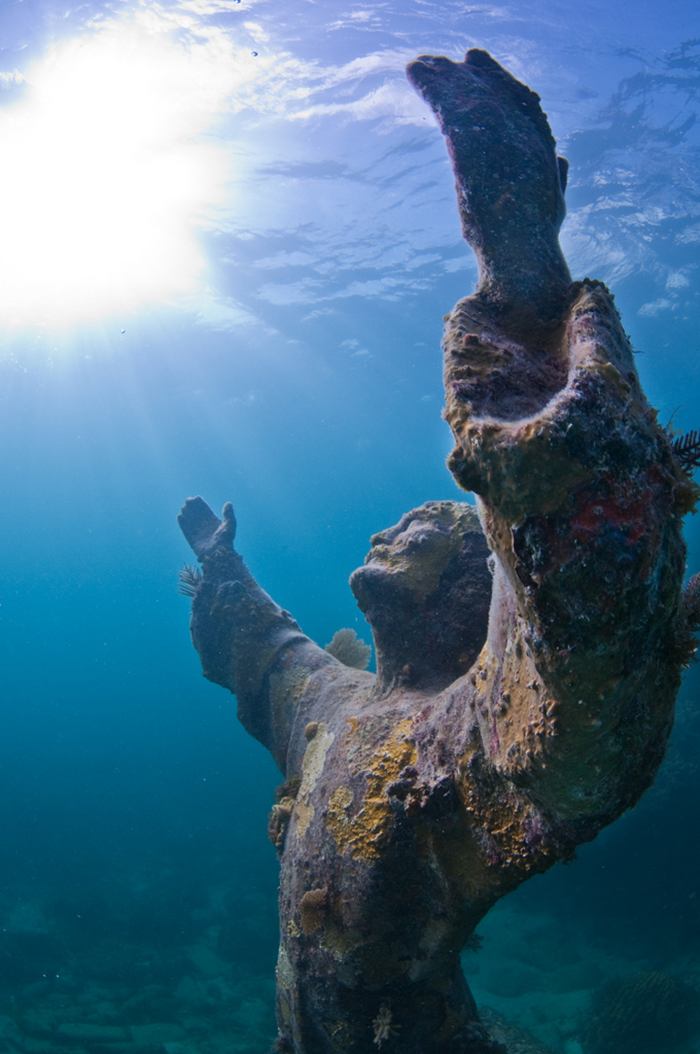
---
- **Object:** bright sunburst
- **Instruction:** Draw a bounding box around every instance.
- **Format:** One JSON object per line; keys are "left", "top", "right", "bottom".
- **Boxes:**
{"left": 0, "top": 17, "right": 234, "bottom": 329}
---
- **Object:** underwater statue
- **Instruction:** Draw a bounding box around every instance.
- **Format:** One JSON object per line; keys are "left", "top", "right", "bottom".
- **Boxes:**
{"left": 178, "top": 49, "right": 699, "bottom": 1054}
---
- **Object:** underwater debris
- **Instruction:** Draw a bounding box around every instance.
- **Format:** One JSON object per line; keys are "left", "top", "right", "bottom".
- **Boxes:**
{"left": 580, "top": 970, "right": 700, "bottom": 1054}
{"left": 324, "top": 627, "right": 371, "bottom": 669}
{"left": 671, "top": 428, "right": 700, "bottom": 473}
{"left": 479, "top": 1009, "right": 552, "bottom": 1053}
{"left": 372, "top": 1003, "right": 399, "bottom": 1048}
{"left": 268, "top": 797, "right": 295, "bottom": 852}
{"left": 178, "top": 564, "right": 202, "bottom": 597}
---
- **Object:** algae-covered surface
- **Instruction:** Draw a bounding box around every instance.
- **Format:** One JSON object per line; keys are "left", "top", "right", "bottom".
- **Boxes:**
{"left": 1, "top": 1, "right": 699, "bottom": 1052}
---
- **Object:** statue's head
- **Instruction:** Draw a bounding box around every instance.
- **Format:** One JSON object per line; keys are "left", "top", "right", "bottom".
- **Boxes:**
{"left": 350, "top": 501, "right": 492, "bottom": 691}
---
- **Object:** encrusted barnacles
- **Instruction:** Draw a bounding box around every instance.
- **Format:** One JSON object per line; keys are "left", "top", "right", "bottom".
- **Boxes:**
{"left": 269, "top": 776, "right": 301, "bottom": 853}
{"left": 268, "top": 797, "right": 296, "bottom": 852}
{"left": 299, "top": 886, "right": 328, "bottom": 935}
{"left": 493, "top": 692, "right": 510, "bottom": 716}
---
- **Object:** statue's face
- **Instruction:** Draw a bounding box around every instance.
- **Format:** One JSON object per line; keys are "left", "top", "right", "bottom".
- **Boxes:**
{"left": 350, "top": 502, "right": 478, "bottom": 615}
{"left": 350, "top": 501, "right": 492, "bottom": 685}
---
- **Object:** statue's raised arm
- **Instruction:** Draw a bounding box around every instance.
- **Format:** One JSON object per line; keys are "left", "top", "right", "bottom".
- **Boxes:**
{"left": 409, "top": 49, "right": 697, "bottom": 832}
{"left": 178, "top": 496, "right": 363, "bottom": 773}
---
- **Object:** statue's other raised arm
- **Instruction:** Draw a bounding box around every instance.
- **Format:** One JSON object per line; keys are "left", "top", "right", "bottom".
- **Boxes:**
{"left": 178, "top": 497, "right": 345, "bottom": 773}
{"left": 408, "top": 50, "right": 698, "bottom": 835}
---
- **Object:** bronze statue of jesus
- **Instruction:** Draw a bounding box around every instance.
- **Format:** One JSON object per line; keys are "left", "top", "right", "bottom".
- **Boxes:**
{"left": 178, "top": 49, "right": 698, "bottom": 1054}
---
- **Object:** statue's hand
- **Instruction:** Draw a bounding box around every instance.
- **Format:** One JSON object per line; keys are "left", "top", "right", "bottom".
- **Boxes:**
{"left": 178, "top": 497, "right": 237, "bottom": 560}
{"left": 442, "top": 280, "right": 673, "bottom": 519}
{"left": 406, "top": 49, "right": 570, "bottom": 314}
{"left": 407, "top": 50, "right": 567, "bottom": 237}
{"left": 177, "top": 496, "right": 317, "bottom": 757}
{"left": 177, "top": 498, "right": 251, "bottom": 690}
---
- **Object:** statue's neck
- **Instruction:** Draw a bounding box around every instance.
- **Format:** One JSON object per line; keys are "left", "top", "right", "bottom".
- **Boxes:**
{"left": 371, "top": 617, "right": 470, "bottom": 696}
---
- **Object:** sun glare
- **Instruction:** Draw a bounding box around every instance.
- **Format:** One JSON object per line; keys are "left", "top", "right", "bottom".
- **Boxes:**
{"left": 0, "top": 18, "right": 234, "bottom": 329}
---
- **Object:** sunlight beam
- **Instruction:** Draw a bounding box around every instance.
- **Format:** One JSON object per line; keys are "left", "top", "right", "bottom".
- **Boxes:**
{"left": 0, "top": 17, "right": 236, "bottom": 329}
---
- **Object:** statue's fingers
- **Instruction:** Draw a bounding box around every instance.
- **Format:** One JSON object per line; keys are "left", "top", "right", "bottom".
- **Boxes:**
{"left": 212, "top": 501, "right": 237, "bottom": 548}
{"left": 178, "top": 496, "right": 222, "bottom": 559}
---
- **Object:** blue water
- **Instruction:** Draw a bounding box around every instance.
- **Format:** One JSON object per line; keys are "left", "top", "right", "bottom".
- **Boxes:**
{"left": 1, "top": 2, "right": 699, "bottom": 1052}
